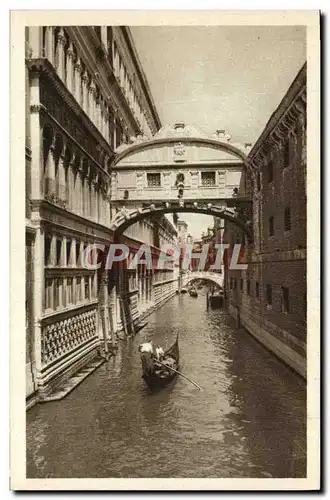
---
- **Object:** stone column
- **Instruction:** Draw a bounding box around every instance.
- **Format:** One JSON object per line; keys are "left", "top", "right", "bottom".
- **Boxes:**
{"left": 96, "top": 98, "right": 101, "bottom": 133}
{"left": 61, "top": 236, "right": 67, "bottom": 307}
{"left": 74, "top": 58, "right": 82, "bottom": 104}
{"left": 89, "top": 79, "right": 96, "bottom": 124}
{"left": 29, "top": 71, "right": 42, "bottom": 200}
{"left": 45, "top": 26, "right": 54, "bottom": 64}
{"left": 78, "top": 166, "right": 84, "bottom": 216}
{"left": 66, "top": 40, "right": 74, "bottom": 94}
{"left": 114, "top": 43, "right": 119, "bottom": 78}
{"left": 58, "top": 152, "right": 67, "bottom": 204}
{"left": 45, "top": 143, "right": 56, "bottom": 198}
{"left": 71, "top": 236, "right": 77, "bottom": 303}
{"left": 49, "top": 234, "right": 57, "bottom": 267}
{"left": 105, "top": 111, "right": 109, "bottom": 141}
{"left": 82, "top": 70, "right": 89, "bottom": 115}
{"left": 33, "top": 225, "right": 45, "bottom": 378}
{"left": 56, "top": 28, "right": 66, "bottom": 82}
{"left": 91, "top": 174, "right": 97, "bottom": 222}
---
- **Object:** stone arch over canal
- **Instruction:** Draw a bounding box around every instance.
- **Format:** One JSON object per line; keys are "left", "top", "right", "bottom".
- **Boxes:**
{"left": 111, "top": 122, "right": 254, "bottom": 242}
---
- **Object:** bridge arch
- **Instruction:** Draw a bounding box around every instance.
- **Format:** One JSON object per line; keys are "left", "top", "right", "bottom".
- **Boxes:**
{"left": 111, "top": 202, "right": 253, "bottom": 242}
{"left": 185, "top": 272, "right": 223, "bottom": 288}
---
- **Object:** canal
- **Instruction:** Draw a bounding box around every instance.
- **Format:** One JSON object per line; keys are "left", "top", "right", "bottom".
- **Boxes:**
{"left": 26, "top": 290, "right": 306, "bottom": 478}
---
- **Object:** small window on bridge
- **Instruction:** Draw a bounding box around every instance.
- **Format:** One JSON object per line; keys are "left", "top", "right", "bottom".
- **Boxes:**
{"left": 201, "top": 171, "right": 216, "bottom": 186}
{"left": 240, "top": 278, "right": 244, "bottom": 291}
{"left": 147, "top": 173, "right": 161, "bottom": 187}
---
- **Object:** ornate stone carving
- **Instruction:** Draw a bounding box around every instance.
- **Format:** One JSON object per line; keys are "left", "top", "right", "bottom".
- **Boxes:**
{"left": 173, "top": 142, "right": 187, "bottom": 162}
{"left": 41, "top": 308, "right": 97, "bottom": 366}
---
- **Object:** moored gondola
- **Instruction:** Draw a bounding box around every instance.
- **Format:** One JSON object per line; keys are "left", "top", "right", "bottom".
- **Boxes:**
{"left": 140, "top": 335, "right": 179, "bottom": 390}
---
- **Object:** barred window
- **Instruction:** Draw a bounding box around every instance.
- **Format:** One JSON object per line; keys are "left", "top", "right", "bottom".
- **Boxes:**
{"left": 266, "top": 284, "right": 272, "bottom": 306}
{"left": 201, "top": 171, "right": 216, "bottom": 186}
{"left": 56, "top": 239, "right": 62, "bottom": 266}
{"left": 284, "top": 207, "right": 291, "bottom": 232}
{"left": 84, "top": 277, "right": 90, "bottom": 300}
{"left": 283, "top": 136, "right": 294, "bottom": 169}
{"left": 269, "top": 216, "right": 274, "bottom": 237}
{"left": 66, "top": 240, "right": 72, "bottom": 266}
{"left": 147, "top": 173, "right": 161, "bottom": 187}
{"left": 44, "top": 235, "right": 51, "bottom": 266}
{"left": 267, "top": 161, "right": 274, "bottom": 184}
{"left": 257, "top": 172, "right": 261, "bottom": 191}
{"left": 240, "top": 278, "right": 244, "bottom": 291}
{"left": 255, "top": 281, "right": 259, "bottom": 298}
{"left": 247, "top": 280, "right": 251, "bottom": 295}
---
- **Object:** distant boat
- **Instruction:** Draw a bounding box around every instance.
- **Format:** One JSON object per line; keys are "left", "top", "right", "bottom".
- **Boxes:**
{"left": 189, "top": 288, "right": 198, "bottom": 297}
{"left": 208, "top": 290, "right": 225, "bottom": 309}
{"left": 181, "top": 287, "right": 188, "bottom": 294}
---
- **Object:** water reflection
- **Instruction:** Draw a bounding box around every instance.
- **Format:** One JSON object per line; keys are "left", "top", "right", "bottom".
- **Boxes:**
{"left": 27, "top": 291, "right": 306, "bottom": 478}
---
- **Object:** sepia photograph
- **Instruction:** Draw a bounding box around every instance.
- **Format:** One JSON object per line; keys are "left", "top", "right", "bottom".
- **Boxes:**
{"left": 10, "top": 9, "right": 320, "bottom": 490}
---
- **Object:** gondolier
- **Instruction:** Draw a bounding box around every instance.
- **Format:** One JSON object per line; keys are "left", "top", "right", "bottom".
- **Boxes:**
{"left": 140, "top": 334, "right": 180, "bottom": 390}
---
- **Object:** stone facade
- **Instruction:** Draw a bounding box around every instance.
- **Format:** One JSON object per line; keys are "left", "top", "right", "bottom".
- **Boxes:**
{"left": 224, "top": 63, "right": 307, "bottom": 378}
{"left": 25, "top": 26, "right": 165, "bottom": 405}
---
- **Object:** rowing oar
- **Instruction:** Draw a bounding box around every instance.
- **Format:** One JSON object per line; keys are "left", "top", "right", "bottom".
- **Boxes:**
{"left": 155, "top": 359, "right": 202, "bottom": 391}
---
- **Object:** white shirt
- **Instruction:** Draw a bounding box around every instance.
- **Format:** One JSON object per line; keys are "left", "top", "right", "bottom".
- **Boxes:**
{"left": 140, "top": 342, "right": 153, "bottom": 353}
{"left": 155, "top": 347, "right": 164, "bottom": 360}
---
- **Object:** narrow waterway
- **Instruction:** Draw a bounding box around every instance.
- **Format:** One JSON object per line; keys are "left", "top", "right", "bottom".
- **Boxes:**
{"left": 26, "top": 290, "right": 306, "bottom": 478}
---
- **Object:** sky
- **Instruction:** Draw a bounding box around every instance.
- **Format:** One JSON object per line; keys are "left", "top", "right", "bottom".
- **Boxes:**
{"left": 130, "top": 26, "right": 306, "bottom": 238}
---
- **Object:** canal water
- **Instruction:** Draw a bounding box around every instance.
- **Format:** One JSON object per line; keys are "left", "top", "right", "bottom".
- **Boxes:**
{"left": 26, "top": 290, "right": 306, "bottom": 478}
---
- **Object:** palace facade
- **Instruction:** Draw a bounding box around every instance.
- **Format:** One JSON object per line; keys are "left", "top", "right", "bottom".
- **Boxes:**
{"left": 25, "top": 26, "right": 177, "bottom": 406}
{"left": 224, "top": 63, "right": 307, "bottom": 378}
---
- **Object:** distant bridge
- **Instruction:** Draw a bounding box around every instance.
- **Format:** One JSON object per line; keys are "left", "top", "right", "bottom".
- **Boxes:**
{"left": 183, "top": 271, "right": 223, "bottom": 288}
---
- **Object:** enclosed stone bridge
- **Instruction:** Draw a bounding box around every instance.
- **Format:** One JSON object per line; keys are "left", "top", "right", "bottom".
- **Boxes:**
{"left": 110, "top": 123, "right": 253, "bottom": 240}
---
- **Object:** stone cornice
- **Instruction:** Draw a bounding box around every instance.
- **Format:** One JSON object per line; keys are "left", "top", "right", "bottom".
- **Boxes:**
{"left": 248, "top": 62, "right": 307, "bottom": 167}
{"left": 30, "top": 199, "right": 114, "bottom": 241}
{"left": 26, "top": 57, "right": 115, "bottom": 162}
{"left": 31, "top": 100, "right": 111, "bottom": 184}
{"left": 67, "top": 26, "right": 142, "bottom": 137}
{"left": 113, "top": 161, "right": 244, "bottom": 172}
{"left": 120, "top": 27, "right": 162, "bottom": 132}
{"left": 114, "top": 137, "right": 248, "bottom": 168}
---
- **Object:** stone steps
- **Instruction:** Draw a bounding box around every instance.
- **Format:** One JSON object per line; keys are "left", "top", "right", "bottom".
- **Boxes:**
{"left": 39, "top": 357, "right": 106, "bottom": 402}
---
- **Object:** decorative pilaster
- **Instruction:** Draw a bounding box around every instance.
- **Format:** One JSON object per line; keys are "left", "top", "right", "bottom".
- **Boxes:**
{"left": 56, "top": 28, "right": 66, "bottom": 82}
{"left": 89, "top": 79, "right": 96, "bottom": 124}
{"left": 45, "top": 143, "right": 56, "bottom": 198}
{"left": 66, "top": 41, "right": 75, "bottom": 94}
{"left": 74, "top": 58, "right": 83, "bottom": 104}
{"left": 82, "top": 70, "right": 89, "bottom": 114}
{"left": 57, "top": 152, "right": 67, "bottom": 204}
{"left": 44, "top": 26, "right": 54, "bottom": 64}
{"left": 33, "top": 226, "right": 45, "bottom": 379}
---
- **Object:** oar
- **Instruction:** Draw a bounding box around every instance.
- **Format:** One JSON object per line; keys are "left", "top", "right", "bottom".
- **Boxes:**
{"left": 155, "top": 359, "right": 202, "bottom": 391}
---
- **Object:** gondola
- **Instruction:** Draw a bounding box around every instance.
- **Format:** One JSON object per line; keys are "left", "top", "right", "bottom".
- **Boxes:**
{"left": 208, "top": 290, "right": 225, "bottom": 309}
{"left": 189, "top": 288, "right": 198, "bottom": 297}
{"left": 140, "top": 335, "right": 179, "bottom": 390}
